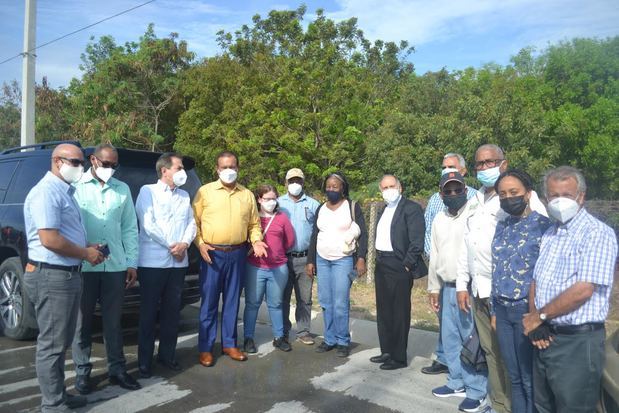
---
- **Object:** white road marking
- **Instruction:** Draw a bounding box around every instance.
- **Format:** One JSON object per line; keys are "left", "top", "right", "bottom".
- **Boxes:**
{"left": 263, "top": 401, "right": 315, "bottom": 413}
{"left": 0, "top": 344, "right": 36, "bottom": 355}
{"left": 187, "top": 402, "right": 234, "bottom": 413}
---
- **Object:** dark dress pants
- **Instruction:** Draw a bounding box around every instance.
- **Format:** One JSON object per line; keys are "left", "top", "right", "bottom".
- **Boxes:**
{"left": 375, "top": 253, "right": 413, "bottom": 364}
{"left": 138, "top": 267, "right": 187, "bottom": 370}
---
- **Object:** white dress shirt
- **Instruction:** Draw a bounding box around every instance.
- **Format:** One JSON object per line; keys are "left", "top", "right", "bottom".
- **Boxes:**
{"left": 135, "top": 180, "right": 197, "bottom": 268}
{"left": 456, "top": 187, "right": 547, "bottom": 298}
{"left": 375, "top": 196, "right": 401, "bottom": 252}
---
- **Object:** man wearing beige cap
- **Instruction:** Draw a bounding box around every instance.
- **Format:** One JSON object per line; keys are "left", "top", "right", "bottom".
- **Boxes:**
{"left": 278, "top": 168, "right": 320, "bottom": 344}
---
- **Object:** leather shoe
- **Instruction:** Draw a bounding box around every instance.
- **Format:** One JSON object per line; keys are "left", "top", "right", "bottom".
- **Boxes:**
{"left": 65, "top": 394, "right": 88, "bottom": 409}
{"left": 421, "top": 360, "right": 449, "bottom": 375}
{"left": 199, "top": 352, "right": 214, "bottom": 367}
{"left": 222, "top": 347, "right": 247, "bottom": 361}
{"left": 74, "top": 374, "right": 93, "bottom": 395}
{"left": 138, "top": 366, "right": 152, "bottom": 379}
{"left": 109, "top": 372, "right": 141, "bottom": 390}
{"left": 369, "top": 353, "right": 391, "bottom": 364}
{"left": 380, "top": 360, "right": 407, "bottom": 370}
{"left": 157, "top": 358, "right": 182, "bottom": 371}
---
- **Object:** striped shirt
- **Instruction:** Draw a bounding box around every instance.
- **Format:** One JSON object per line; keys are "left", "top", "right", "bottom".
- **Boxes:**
{"left": 533, "top": 208, "right": 617, "bottom": 325}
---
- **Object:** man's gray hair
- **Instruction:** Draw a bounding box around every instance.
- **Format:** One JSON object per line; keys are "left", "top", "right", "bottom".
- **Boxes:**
{"left": 475, "top": 144, "right": 505, "bottom": 159}
{"left": 156, "top": 152, "right": 183, "bottom": 179}
{"left": 543, "top": 166, "right": 587, "bottom": 195}
{"left": 94, "top": 143, "right": 117, "bottom": 157}
{"left": 380, "top": 174, "right": 401, "bottom": 189}
{"left": 443, "top": 153, "right": 466, "bottom": 170}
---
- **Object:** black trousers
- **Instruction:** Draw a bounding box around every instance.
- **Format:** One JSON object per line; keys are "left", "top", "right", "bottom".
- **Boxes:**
{"left": 375, "top": 254, "right": 413, "bottom": 364}
{"left": 138, "top": 267, "right": 186, "bottom": 370}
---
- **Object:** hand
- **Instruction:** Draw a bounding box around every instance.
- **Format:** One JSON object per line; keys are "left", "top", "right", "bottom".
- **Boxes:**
{"left": 252, "top": 241, "right": 269, "bottom": 258}
{"left": 528, "top": 323, "right": 554, "bottom": 350}
{"left": 126, "top": 268, "right": 137, "bottom": 289}
{"left": 84, "top": 246, "right": 104, "bottom": 266}
{"left": 429, "top": 292, "right": 440, "bottom": 312}
{"left": 199, "top": 243, "right": 215, "bottom": 264}
{"left": 491, "top": 315, "right": 497, "bottom": 331}
{"left": 305, "top": 263, "right": 316, "bottom": 280}
{"left": 355, "top": 258, "right": 366, "bottom": 277}
{"left": 532, "top": 337, "right": 553, "bottom": 350}
{"left": 457, "top": 291, "right": 471, "bottom": 313}
{"left": 170, "top": 242, "right": 188, "bottom": 262}
{"left": 522, "top": 311, "right": 543, "bottom": 336}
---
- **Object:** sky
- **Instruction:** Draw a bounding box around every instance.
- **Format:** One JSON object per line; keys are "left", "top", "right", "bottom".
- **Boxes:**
{"left": 0, "top": 0, "right": 618, "bottom": 89}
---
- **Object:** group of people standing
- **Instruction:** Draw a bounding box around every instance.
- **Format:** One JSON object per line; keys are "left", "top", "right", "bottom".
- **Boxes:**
{"left": 420, "top": 144, "right": 617, "bottom": 413}
{"left": 22, "top": 142, "right": 617, "bottom": 413}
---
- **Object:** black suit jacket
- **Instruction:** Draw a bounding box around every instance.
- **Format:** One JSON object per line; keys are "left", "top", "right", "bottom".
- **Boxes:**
{"left": 375, "top": 197, "right": 427, "bottom": 278}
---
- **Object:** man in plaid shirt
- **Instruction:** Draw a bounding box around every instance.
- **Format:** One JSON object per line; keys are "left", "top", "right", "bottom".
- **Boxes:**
{"left": 523, "top": 166, "right": 618, "bottom": 413}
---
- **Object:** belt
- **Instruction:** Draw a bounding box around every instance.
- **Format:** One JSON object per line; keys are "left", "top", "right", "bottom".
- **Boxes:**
{"left": 376, "top": 250, "right": 396, "bottom": 257}
{"left": 210, "top": 243, "right": 245, "bottom": 252}
{"left": 443, "top": 282, "right": 456, "bottom": 288}
{"left": 549, "top": 323, "right": 604, "bottom": 335}
{"left": 286, "top": 251, "right": 308, "bottom": 258}
{"left": 28, "top": 260, "right": 81, "bottom": 273}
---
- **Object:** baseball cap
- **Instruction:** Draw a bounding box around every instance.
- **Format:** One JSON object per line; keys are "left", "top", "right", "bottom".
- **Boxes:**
{"left": 440, "top": 171, "right": 465, "bottom": 189}
{"left": 285, "top": 168, "right": 305, "bottom": 181}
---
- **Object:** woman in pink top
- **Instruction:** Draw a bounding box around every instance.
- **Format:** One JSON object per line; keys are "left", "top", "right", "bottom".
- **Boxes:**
{"left": 243, "top": 185, "right": 295, "bottom": 353}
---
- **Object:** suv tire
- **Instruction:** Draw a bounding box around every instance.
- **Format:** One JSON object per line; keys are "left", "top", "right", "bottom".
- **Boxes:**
{"left": 0, "top": 257, "right": 37, "bottom": 340}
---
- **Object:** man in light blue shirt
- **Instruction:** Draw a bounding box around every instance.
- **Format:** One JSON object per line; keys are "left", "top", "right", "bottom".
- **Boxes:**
{"left": 278, "top": 168, "right": 320, "bottom": 345}
{"left": 23, "top": 143, "right": 104, "bottom": 412}
{"left": 72, "top": 143, "right": 141, "bottom": 394}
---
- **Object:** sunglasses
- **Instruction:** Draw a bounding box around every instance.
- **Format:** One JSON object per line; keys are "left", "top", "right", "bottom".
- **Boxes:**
{"left": 442, "top": 187, "right": 465, "bottom": 196}
{"left": 94, "top": 156, "right": 119, "bottom": 169}
{"left": 58, "top": 157, "right": 85, "bottom": 167}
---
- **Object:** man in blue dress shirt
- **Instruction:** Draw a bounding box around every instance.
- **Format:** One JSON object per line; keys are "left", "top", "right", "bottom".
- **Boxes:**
{"left": 278, "top": 168, "right": 320, "bottom": 345}
{"left": 23, "top": 143, "right": 104, "bottom": 412}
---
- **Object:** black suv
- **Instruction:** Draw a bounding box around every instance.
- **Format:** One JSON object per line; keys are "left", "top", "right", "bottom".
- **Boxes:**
{"left": 0, "top": 141, "right": 202, "bottom": 340}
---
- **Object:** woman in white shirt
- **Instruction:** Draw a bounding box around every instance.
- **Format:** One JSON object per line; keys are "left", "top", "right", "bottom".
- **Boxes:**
{"left": 306, "top": 172, "right": 368, "bottom": 357}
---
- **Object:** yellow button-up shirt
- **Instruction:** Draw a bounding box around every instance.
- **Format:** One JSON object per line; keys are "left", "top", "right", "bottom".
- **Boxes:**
{"left": 192, "top": 180, "right": 262, "bottom": 246}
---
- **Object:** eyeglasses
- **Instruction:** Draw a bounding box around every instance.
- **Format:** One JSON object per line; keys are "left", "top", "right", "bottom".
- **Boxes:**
{"left": 442, "top": 187, "right": 465, "bottom": 196}
{"left": 58, "top": 157, "right": 85, "bottom": 167}
{"left": 94, "top": 156, "right": 119, "bottom": 169}
{"left": 474, "top": 159, "right": 504, "bottom": 170}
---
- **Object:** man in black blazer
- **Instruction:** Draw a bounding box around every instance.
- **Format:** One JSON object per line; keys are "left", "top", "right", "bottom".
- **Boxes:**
{"left": 370, "top": 174, "right": 426, "bottom": 370}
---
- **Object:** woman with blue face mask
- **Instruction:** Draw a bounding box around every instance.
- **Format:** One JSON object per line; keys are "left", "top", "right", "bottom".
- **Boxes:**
{"left": 306, "top": 172, "right": 368, "bottom": 358}
{"left": 491, "top": 169, "right": 551, "bottom": 413}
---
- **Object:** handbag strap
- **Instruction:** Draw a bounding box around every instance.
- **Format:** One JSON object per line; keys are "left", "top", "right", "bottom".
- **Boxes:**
{"left": 262, "top": 214, "right": 276, "bottom": 236}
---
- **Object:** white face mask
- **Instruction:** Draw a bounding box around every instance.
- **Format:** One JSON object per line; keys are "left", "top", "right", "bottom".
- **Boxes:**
{"left": 173, "top": 169, "right": 187, "bottom": 187}
{"left": 288, "top": 182, "right": 303, "bottom": 197}
{"left": 94, "top": 164, "right": 115, "bottom": 183}
{"left": 261, "top": 199, "right": 277, "bottom": 213}
{"left": 547, "top": 197, "right": 580, "bottom": 224}
{"left": 219, "top": 168, "right": 238, "bottom": 184}
{"left": 382, "top": 188, "right": 400, "bottom": 204}
{"left": 59, "top": 162, "right": 84, "bottom": 184}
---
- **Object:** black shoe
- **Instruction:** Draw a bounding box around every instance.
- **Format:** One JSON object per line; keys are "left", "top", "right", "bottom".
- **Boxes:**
{"left": 273, "top": 337, "right": 292, "bottom": 352}
{"left": 138, "top": 366, "right": 152, "bottom": 379}
{"left": 157, "top": 358, "right": 182, "bottom": 371}
{"left": 421, "top": 360, "right": 449, "bottom": 375}
{"left": 380, "top": 360, "right": 407, "bottom": 370}
{"left": 315, "top": 342, "right": 336, "bottom": 353}
{"left": 74, "top": 374, "right": 93, "bottom": 395}
{"left": 336, "top": 344, "right": 350, "bottom": 358}
{"left": 109, "top": 372, "right": 141, "bottom": 390}
{"left": 369, "top": 353, "right": 391, "bottom": 363}
{"left": 65, "top": 394, "right": 88, "bottom": 409}
{"left": 244, "top": 337, "right": 257, "bottom": 354}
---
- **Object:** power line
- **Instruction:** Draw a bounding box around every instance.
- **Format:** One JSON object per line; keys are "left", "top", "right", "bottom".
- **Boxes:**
{"left": 0, "top": 0, "right": 156, "bottom": 66}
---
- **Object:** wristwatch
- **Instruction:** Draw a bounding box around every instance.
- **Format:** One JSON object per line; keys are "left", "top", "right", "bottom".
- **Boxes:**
{"left": 539, "top": 312, "right": 548, "bottom": 322}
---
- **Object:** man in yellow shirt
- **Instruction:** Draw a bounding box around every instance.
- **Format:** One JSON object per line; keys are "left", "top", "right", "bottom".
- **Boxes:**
{"left": 193, "top": 151, "right": 268, "bottom": 367}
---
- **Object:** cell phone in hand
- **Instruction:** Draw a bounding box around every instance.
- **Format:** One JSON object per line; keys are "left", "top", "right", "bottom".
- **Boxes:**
{"left": 98, "top": 244, "right": 110, "bottom": 258}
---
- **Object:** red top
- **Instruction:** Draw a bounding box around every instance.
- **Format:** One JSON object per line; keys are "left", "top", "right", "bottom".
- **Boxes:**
{"left": 247, "top": 212, "right": 295, "bottom": 269}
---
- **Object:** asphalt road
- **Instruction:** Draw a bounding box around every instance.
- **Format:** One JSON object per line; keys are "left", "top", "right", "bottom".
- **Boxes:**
{"left": 0, "top": 304, "right": 465, "bottom": 413}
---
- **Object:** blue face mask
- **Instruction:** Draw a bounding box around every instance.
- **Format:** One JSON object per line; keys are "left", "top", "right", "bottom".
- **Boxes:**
{"left": 477, "top": 165, "right": 502, "bottom": 188}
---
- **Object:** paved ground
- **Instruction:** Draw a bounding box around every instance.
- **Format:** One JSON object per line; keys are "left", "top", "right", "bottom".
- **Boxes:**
{"left": 0, "top": 303, "right": 467, "bottom": 413}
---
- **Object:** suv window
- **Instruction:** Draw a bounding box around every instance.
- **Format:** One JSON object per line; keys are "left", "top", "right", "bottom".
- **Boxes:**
{"left": 4, "top": 157, "right": 48, "bottom": 204}
{"left": 0, "top": 161, "right": 18, "bottom": 202}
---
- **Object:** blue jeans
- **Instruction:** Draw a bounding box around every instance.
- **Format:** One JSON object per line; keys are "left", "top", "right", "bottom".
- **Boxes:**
{"left": 435, "top": 288, "right": 446, "bottom": 364}
{"left": 316, "top": 255, "right": 354, "bottom": 346}
{"left": 495, "top": 302, "right": 533, "bottom": 413}
{"left": 441, "top": 285, "right": 487, "bottom": 400}
{"left": 243, "top": 263, "right": 289, "bottom": 339}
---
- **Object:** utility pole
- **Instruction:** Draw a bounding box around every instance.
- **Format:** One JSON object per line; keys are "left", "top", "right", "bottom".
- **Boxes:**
{"left": 20, "top": 0, "right": 36, "bottom": 146}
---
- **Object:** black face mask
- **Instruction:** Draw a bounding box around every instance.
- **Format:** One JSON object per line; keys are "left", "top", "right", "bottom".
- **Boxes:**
{"left": 500, "top": 195, "right": 528, "bottom": 216}
{"left": 325, "top": 190, "right": 343, "bottom": 204}
{"left": 442, "top": 193, "right": 467, "bottom": 211}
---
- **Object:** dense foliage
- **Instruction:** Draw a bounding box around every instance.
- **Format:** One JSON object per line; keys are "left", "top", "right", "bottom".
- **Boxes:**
{"left": 1, "top": 7, "right": 617, "bottom": 198}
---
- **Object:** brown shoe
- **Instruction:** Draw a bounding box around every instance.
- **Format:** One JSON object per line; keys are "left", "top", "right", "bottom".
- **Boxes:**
{"left": 222, "top": 347, "right": 247, "bottom": 361}
{"left": 199, "top": 352, "right": 214, "bottom": 367}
